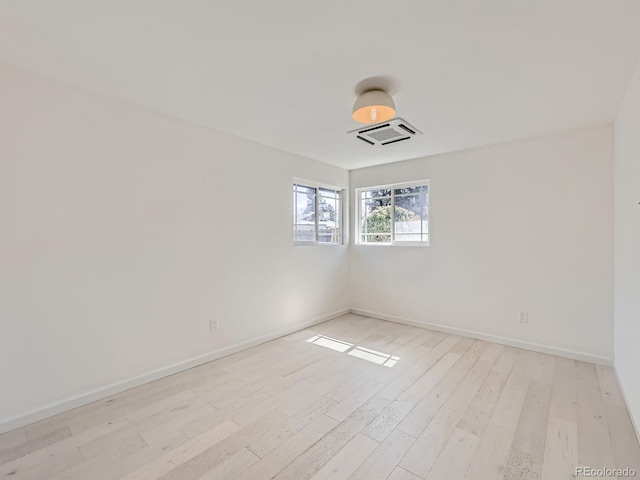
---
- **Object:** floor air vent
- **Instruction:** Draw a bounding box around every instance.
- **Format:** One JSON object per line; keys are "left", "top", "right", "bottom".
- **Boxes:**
{"left": 348, "top": 118, "right": 422, "bottom": 146}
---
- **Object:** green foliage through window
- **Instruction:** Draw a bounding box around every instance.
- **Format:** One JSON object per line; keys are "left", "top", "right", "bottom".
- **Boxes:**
{"left": 359, "top": 183, "right": 429, "bottom": 244}
{"left": 364, "top": 205, "right": 418, "bottom": 242}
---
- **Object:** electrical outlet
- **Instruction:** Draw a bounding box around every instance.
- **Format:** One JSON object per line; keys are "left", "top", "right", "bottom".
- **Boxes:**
{"left": 519, "top": 311, "right": 529, "bottom": 324}
{"left": 210, "top": 318, "right": 218, "bottom": 332}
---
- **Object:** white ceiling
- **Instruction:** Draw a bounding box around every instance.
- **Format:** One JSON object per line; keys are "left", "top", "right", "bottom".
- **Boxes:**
{"left": 2, "top": 1, "right": 640, "bottom": 170}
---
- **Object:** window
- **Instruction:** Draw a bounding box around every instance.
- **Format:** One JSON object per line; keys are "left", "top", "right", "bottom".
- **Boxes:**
{"left": 293, "top": 182, "right": 343, "bottom": 244}
{"left": 358, "top": 181, "right": 429, "bottom": 245}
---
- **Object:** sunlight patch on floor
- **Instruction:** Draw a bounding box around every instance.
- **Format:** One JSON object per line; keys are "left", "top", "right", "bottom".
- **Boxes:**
{"left": 306, "top": 334, "right": 400, "bottom": 367}
{"left": 348, "top": 345, "right": 400, "bottom": 368}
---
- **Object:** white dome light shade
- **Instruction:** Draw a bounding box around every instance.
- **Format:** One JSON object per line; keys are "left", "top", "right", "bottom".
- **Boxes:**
{"left": 352, "top": 90, "right": 395, "bottom": 124}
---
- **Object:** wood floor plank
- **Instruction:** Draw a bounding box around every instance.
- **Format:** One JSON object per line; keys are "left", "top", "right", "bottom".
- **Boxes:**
{"left": 575, "top": 361, "right": 600, "bottom": 391}
{"left": 531, "top": 352, "right": 556, "bottom": 386}
{"left": 457, "top": 347, "right": 516, "bottom": 437}
{"left": 124, "top": 389, "right": 197, "bottom": 424}
{"left": 510, "top": 380, "right": 552, "bottom": 461}
{"left": 400, "top": 406, "right": 463, "bottom": 477}
{"left": 106, "top": 431, "right": 190, "bottom": 480}
{"left": 157, "top": 411, "right": 288, "bottom": 480}
{"left": 77, "top": 399, "right": 209, "bottom": 461}
{"left": 549, "top": 357, "right": 577, "bottom": 423}
{"left": 400, "top": 342, "right": 499, "bottom": 477}
{"left": 326, "top": 370, "right": 377, "bottom": 403}
{"left": 140, "top": 401, "right": 217, "bottom": 445}
{"left": 78, "top": 430, "right": 147, "bottom": 462}
{"left": 271, "top": 396, "right": 389, "bottom": 480}
{"left": 231, "top": 379, "right": 315, "bottom": 427}
{"left": 463, "top": 424, "right": 515, "bottom": 480}
{"left": 0, "top": 430, "right": 26, "bottom": 452}
{"left": 0, "top": 444, "right": 83, "bottom": 480}
{"left": 17, "top": 384, "right": 159, "bottom": 440}
{"left": 308, "top": 433, "right": 378, "bottom": 480}
{"left": 596, "top": 365, "right": 626, "bottom": 408}
{"left": 247, "top": 396, "right": 337, "bottom": 458}
{"left": 602, "top": 403, "right": 640, "bottom": 472}
{"left": 65, "top": 382, "right": 201, "bottom": 436}
{"left": 396, "top": 339, "right": 487, "bottom": 438}
{"left": 197, "top": 448, "right": 259, "bottom": 480}
{"left": 1, "top": 314, "right": 636, "bottom": 480}
{"left": 326, "top": 379, "right": 384, "bottom": 422}
{"left": 421, "top": 331, "right": 447, "bottom": 348}
{"left": 182, "top": 389, "right": 272, "bottom": 439}
{"left": 378, "top": 335, "right": 462, "bottom": 401}
{"left": 576, "top": 386, "right": 616, "bottom": 470}
{"left": 48, "top": 430, "right": 150, "bottom": 480}
{"left": 489, "top": 349, "right": 534, "bottom": 432}
{"left": 275, "top": 351, "right": 325, "bottom": 380}
{"left": 51, "top": 441, "right": 149, "bottom": 480}
{"left": 503, "top": 447, "right": 543, "bottom": 480}
{"left": 425, "top": 428, "right": 479, "bottom": 480}
{"left": 217, "top": 346, "right": 285, "bottom": 374}
{"left": 284, "top": 356, "right": 346, "bottom": 385}
{"left": 393, "top": 327, "right": 432, "bottom": 346}
{"left": 233, "top": 415, "right": 339, "bottom": 480}
{"left": 361, "top": 392, "right": 421, "bottom": 443}
{"left": 350, "top": 429, "right": 415, "bottom": 480}
{"left": 405, "top": 351, "right": 462, "bottom": 398}
{"left": 540, "top": 416, "right": 579, "bottom": 480}
{"left": 447, "top": 344, "right": 499, "bottom": 414}
{"left": 117, "top": 419, "right": 241, "bottom": 480}
{"left": 239, "top": 347, "right": 320, "bottom": 384}
{"left": 277, "top": 374, "right": 347, "bottom": 417}
{"left": 0, "top": 417, "right": 130, "bottom": 477}
{"left": 0, "top": 427, "right": 72, "bottom": 464}
{"left": 387, "top": 466, "right": 423, "bottom": 480}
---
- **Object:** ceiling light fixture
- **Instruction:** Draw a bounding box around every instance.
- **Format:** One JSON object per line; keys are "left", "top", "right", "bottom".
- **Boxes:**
{"left": 352, "top": 89, "right": 396, "bottom": 124}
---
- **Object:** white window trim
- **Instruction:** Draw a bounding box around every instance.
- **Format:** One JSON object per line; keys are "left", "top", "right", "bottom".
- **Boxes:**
{"left": 293, "top": 178, "right": 345, "bottom": 246}
{"left": 356, "top": 179, "right": 430, "bottom": 247}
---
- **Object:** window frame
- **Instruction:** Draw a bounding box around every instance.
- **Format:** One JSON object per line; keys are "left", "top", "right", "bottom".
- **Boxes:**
{"left": 356, "top": 179, "right": 430, "bottom": 247}
{"left": 293, "top": 179, "right": 344, "bottom": 246}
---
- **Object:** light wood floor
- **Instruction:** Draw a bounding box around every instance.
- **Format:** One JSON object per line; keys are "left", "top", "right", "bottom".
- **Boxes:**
{"left": 1, "top": 314, "right": 639, "bottom": 480}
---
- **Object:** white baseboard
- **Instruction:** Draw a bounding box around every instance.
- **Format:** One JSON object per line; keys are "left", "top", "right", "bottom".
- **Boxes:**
{"left": 0, "top": 308, "right": 349, "bottom": 435}
{"left": 350, "top": 308, "right": 613, "bottom": 367}
{"left": 613, "top": 365, "right": 640, "bottom": 444}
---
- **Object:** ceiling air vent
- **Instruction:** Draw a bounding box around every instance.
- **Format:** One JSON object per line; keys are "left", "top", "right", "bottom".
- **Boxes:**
{"left": 348, "top": 117, "right": 422, "bottom": 146}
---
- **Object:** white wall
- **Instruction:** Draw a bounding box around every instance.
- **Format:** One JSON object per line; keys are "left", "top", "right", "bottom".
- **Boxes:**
{"left": 0, "top": 65, "right": 349, "bottom": 430}
{"left": 614, "top": 59, "right": 640, "bottom": 436}
{"left": 350, "top": 126, "right": 614, "bottom": 363}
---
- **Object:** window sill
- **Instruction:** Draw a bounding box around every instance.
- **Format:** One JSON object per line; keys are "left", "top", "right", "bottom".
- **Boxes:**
{"left": 294, "top": 241, "right": 344, "bottom": 246}
{"left": 354, "top": 242, "right": 430, "bottom": 247}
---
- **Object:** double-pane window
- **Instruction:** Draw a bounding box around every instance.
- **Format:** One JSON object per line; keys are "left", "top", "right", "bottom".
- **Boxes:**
{"left": 358, "top": 181, "right": 429, "bottom": 245}
{"left": 293, "top": 183, "right": 342, "bottom": 244}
